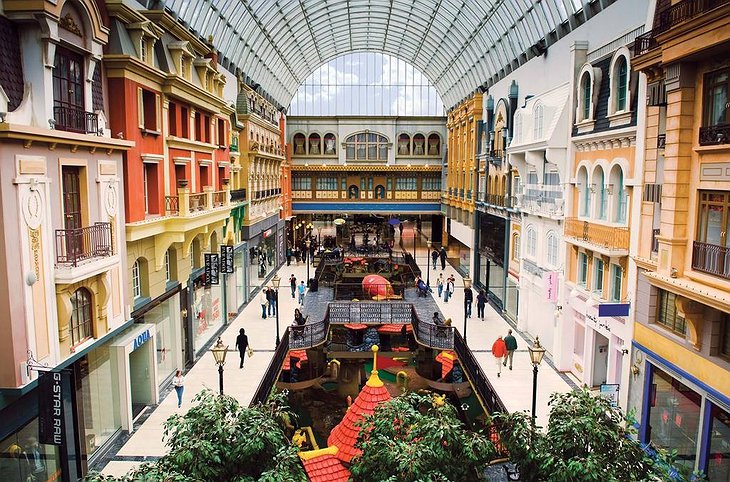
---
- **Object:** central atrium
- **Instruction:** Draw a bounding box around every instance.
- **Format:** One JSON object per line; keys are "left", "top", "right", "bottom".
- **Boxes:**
{"left": 0, "top": 0, "right": 729, "bottom": 481}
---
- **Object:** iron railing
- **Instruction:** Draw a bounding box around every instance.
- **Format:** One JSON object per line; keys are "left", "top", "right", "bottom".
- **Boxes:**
{"left": 53, "top": 106, "right": 99, "bottom": 134}
{"left": 411, "top": 307, "right": 454, "bottom": 350}
{"left": 189, "top": 193, "right": 207, "bottom": 211}
{"left": 213, "top": 190, "right": 227, "bottom": 207}
{"left": 564, "top": 218, "right": 630, "bottom": 251}
{"left": 652, "top": 228, "right": 661, "bottom": 253}
{"left": 487, "top": 149, "right": 503, "bottom": 167}
{"left": 327, "top": 301, "right": 414, "bottom": 324}
{"left": 692, "top": 241, "right": 730, "bottom": 280}
{"left": 289, "top": 317, "right": 329, "bottom": 349}
{"left": 633, "top": 30, "right": 659, "bottom": 56}
{"left": 655, "top": 0, "right": 730, "bottom": 34}
{"left": 699, "top": 124, "right": 730, "bottom": 146}
{"left": 454, "top": 331, "right": 507, "bottom": 414}
{"left": 250, "top": 327, "right": 290, "bottom": 406}
{"left": 230, "top": 188, "right": 247, "bottom": 202}
{"left": 164, "top": 195, "right": 179, "bottom": 214}
{"left": 485, "top": 194, "right": 505, "bottom": 206}
{"left": 56, "top": 222, "right": 113, "bottom": 267}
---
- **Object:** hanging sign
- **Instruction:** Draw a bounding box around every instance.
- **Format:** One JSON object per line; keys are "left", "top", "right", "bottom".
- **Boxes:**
{"left": 205, "top": 253, "right": 220, "bottom": 285}
{"left": 543, "top": 271, "right": 559, "bottom": 302}
{"left": 38, "top": 370, "right": 72, "bottom": 446}
{"left": 598, "top": 303, "right": 630, "bottom": 317}
{"left": 220, "top": 245, "right": 234, "bottom": 274}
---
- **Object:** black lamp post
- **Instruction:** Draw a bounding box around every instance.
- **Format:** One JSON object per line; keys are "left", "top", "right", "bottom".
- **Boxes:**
{"left": 528, "top": 337, "right": 546, "bottom": 426}
{"left": 462, "top": 277, "right": 471, "bottom": 343}
{"left": 426, "top": 239, "right": 432, "bottom": 288}
{"left": 272, "top": 274, "right": 281, "bottom": 346}
{"left": 305, "top": 239, "right": 311, "bottom": 287}
{"left": 211, "top": 337, "right": 229, "bottom": 395}
{"left": 412, "top": 223, "right": 417, "bottom": 259}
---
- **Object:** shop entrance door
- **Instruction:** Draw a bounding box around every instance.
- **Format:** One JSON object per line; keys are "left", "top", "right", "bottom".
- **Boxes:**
{"left": 129, "top": 343, "right": 154, "bottom": 420}
{"left": 591, "top": 332, "right": 609, "bottom": 387}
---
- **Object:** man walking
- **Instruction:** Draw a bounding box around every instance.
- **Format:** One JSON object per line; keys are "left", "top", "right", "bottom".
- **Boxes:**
{"left": 298, "top": 280, "right": 306, "bottom": 305}
{"left": 286, "top": 246, "right": 292, "bottom": 266}
{"left": 266, "top": 286, "right": 276, "bottom": 316}
{"left": 504, "top": 329, "right": 518, "bottom": 370}
{"left": 431, "top": 248, "right": 439, "bottom": 270}
{"left": 289, "top": 274, "right": 297, "bottom": 298}
{"left": 260, "top": 289, "right": 268, "bottom": 319}
{"left": 439, "top": 246, "right": 447, "bottom": 270}
{"left": 476, "top": 289, "right": 487, "bottom": 320}
{"left": 492, "top": 335, "right": 507, "bottom": 378}
{"left": 464, "top": 284, "right": 473, "bottom": 318}
{"left": 235, "top": 328, "right": 249, "bottom": 369}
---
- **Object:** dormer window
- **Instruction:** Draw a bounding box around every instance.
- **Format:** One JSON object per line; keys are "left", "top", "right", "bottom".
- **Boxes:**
{"left": 181, "top": 57, "right": 190, "bottom": 80}
{"left": 140, "top": 37, "right": 148, "bottom": 63}
{"left": 533, "top": 103, "right": 544, "bottom": 139}
{"left": 129, "top": 22, "right": 161, "bottom": 67}
{"left": 607, "top": 48, "right": 633, "bottom": 127}
{"left": 581, "top": 73, "right": 591, "bottom": 120}
{"left": 615, "top": 56, "right": 628, "bottom": 111}
{"left": 576, "top": 63, "right": 600, "bottom": 133}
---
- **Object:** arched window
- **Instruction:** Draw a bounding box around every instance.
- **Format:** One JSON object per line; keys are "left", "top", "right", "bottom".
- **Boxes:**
{"left": 323, "top": 133, "right": 337, "bottom": 155}
{"left": 513, "top": 234, "right": 521, "bottom": 260}
{"left": 533, "top": 103, "right": 544, "bottom": 139}
{"left": 610, "top": 165, "right": 627, "bottom": 223}
{"left": 594, "top": 167, "right": 607, "bottom": 220}
{"left": 308, "top": 133, "right": 321, "bottom": 155}
{"left": 578, "top": 166, "right": 590, "bottom": 217}
{"left": 398, "top": 133, "right": 411, "bottom": 155}
{"left": 581, "top": 73, "right": 592, "bottom": 121}
{"left": 413, "top": 134, "right": 426, "bottom": 156}
{"left": 132, "top": 260, "right": 142, "bottom": 299}
{"left": 615, "top": 56, "right": 628, "bottom": 112}
{"left": 70, "top": 288, "right": 92, "bottom": 344}
{"left": 427, "top": 134, "right": 441, "bottom": 156}
{"left": 546, "top": 231, "right": 559, "bottom": 267}
{"left": 526, "top": 226, "right": 537, "bottom": 257}
{"left": 293, "top": 133, "right": 306, "bottom": 155}
{"left": 344, "top": 132, "right": 389, "bottom": 161}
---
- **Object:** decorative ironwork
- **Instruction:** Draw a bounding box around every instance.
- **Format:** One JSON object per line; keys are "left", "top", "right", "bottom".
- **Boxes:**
{"left": 454, "top": 331, "right": 507, "bottom": 414}
{"left": 55, "top": 222, "right": 113, "bottom": 267}
{"left": 487, "top": 149, "right": 503, "bottom": 167}
{"left": 699, "top": 124, "right": 730, "bottom": 146}
{"left": 53, "top": 106, "right": 98, "bottom": 134}
{"left": 657, "top": 133, "right": 666, "bottom": 149}
{"left": 289, "top": 317, "right": 329, "bottom": 349}
{"left": 652, "top": 228, "right": 661, "bottom": 253}
{"left": 411, "top": 308, "right": 454, "bottom": 349}
{"left": 564, "top": 218, "right": 630, "bottom": 251}
{"left": 164, "top": 195, "right": 179, "bottom": 214}
{"left": 250, "top": 327, "right": 290, "bottom": 406}
{"left": 655, "top": 0, "right": 730, "bottom": 34}
{"left": 692, "top": 241, "right": 730, "bottom": 280}
{"left": 230, "top": 188, "right": 247, "bottom": 202}
{"left": 632, "top": 30, "right": 658, "bottom": 56}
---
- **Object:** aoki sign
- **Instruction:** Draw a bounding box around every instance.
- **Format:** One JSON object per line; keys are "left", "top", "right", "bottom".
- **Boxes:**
{"left": 133, "top": 329, "right": 151, "bottom": 351}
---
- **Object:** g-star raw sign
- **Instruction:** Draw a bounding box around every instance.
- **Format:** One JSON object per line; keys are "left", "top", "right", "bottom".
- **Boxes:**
{"left": 38, "top": 370, "right": 69, "bottom": 446}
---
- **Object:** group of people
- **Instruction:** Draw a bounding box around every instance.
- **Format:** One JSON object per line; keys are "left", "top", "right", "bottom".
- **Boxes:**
{"left": 491, "top": 329, "right": 519, "bottom": 377}
{"left": 259, "top": 285, "right": 280, "bottom": 318}
{"left": 435, "top": 273, "right": 456, "bottom": 302}
{"left": 289, "top": 274, "right": 307, "bottom": 305}
{"left": 285, "top": 237, "right": 319, "bottom": 266}
{"left": 430, "top": 246, "right": 449, "bottom": 270}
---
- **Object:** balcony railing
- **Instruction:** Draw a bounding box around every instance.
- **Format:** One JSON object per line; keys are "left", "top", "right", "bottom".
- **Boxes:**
{"left": 652, "top": 228, "right": 661, "bottom": 253}
{"left": 56, "top": 222, "right": 113, "bottom": 267}
{"left": 230, "top": 188, "right": 247, "bottom": 202}
{"left": 189, "top": 193, "right": 207, "bottom": 211}
{"left": 53, "top": 106, "right": 99, "bottom": 135}
{"left": 412, "top": 308, "right": 454, "bottom": 350}
{"left": 692, "top": 241, "right": 730, "bottom": 280}
{"left": 564, "top": 218, "right": 630, "bottom": 251}
{"left": 655, "top": 0, "right": 730, "bottom": 34}
{"left": 213, "top": 190, "right": 227, "bottom": 207}
{"left": 487, "top": 149, "right": 503, "bottom": 167}
{"left": 485, "top": 194, "right": 505, "bottom": 207}
{"left": 633, "top": 30, "right": 659, "bottom": 56}
{"left": 289, "top": 317, "right": 329, "bottom": 349}
{"left": 699, "top": 124, "right": 730, "bottom": 146}
{"left": 657, "top": 133, "right": 666, "bottom": 149}
{"left": 165, "top": 195, "right": 179, "bottom": 214}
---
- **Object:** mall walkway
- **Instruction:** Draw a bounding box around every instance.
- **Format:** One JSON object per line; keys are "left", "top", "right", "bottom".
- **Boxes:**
{"left": 100, "top": 233, "right": 574, "bottom": 477}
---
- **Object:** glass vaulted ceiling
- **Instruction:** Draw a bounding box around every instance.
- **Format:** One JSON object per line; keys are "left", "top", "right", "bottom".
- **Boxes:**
{"left": 163, "top": 0, "right": 588, "bottom": 109}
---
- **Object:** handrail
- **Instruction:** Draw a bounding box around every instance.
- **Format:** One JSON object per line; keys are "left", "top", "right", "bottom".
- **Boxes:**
{"left": 289, "top": 317, "right": 329, "bottom": 349}
{"left": 411, "top": 306, "right": 454, "bottom": 350}
{"left": 189, "top": 192, "right": 207, "bottom": 211}
{"left": 250, "top": 327, "right": 290, "bottom": 406}
{"left": 55, "top": 222, "right": 113, "bottom": 267}
{"left": 328, "top": 301, "right": 414, "bottom": 324}
{"left": 212, "top": 190, "right": 227, "bottom": 207}
{"left": 164, "top": 195, "right": 179, "bottom": 214}
{"left": 453, "top": 331, "right": 507, "bottom": 414}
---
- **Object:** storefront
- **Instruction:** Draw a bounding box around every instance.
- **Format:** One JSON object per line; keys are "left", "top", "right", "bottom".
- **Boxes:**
{"left": 446, "top": 216, "right": 474, "bottom": 277}
{"left": 189, "top": 268, "right": 225, "bottom": 356}
{"left": 225, "top": 241, "right": 250, "bottom": 321}
{"left": 240, "top": 216, "right": 285, "bottom": 296}
{"left": 475, "top": 212, "right": 509, "bottom": 310}
{"left": 633, "top": 345, "right": 730, "bottom": 481}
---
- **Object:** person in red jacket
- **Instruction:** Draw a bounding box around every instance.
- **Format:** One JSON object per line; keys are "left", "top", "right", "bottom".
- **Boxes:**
{"left": 492, "top": 336, "right": 507, "bottom": 378}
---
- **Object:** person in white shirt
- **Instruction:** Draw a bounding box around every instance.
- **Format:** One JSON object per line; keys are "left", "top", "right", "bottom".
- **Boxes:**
{"left": 173, "top": 370, "right": 184, "bottom": 408}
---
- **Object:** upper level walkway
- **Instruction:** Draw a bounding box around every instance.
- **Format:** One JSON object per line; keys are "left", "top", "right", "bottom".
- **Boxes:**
{"left": 98, "top": 233, "right": 574, "bottom": 477}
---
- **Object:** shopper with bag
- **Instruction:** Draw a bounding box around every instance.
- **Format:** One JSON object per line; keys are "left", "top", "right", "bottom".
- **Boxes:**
{"left": 235, "top": 328, "right": 249, "bottom": 369}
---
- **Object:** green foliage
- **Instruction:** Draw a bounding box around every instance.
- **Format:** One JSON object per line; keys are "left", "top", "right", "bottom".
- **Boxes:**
{"left": 494, "top": 388, "right": 689, "bottom": 482}
{"left": 349, "top": 391, "right": 496, "bottom": 482}
{"left": 85, "top": 389, "right": 306, "bottom": 482}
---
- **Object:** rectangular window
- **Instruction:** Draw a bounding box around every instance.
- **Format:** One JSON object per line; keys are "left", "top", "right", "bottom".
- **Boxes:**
{"left": 593, "top": 257, "right": 604, "bottom": 295}
{"left": 143, "top": 166, "right": 149, "bottom": 214}
{"left": 194, "top": 112, "right": 202, "bottom": 141}
{"left": 143, "top": 163, "right": 159, "bottom": 215}
{"left": 703, "top": 68, "right": 729, "bottom": 127}
{"left": 578, "top": 253, "right": 588, "bottom": 286}
{"left": 610, "top": 264, "right": 622, "bottom": 302}
{"left": 204, "top": 115, "right": 211, "bottom": 143}
{"left": 656, "top": 289, "right": 686, "bottom": 335}
{"left": 180, "top": 107, "right": 189, "bottom": 138}
{"left": 141, "top": 89, "right": 157, "bottom": 131}
{"left": 293, "top": 176, "right": 311, "bottom": 190}
{"left": 422, "top": 178, "right": 441, "bottom": 191}
{"left": 217, "top": 118, "right": 226, "bottom": 146}
{"left": 168, "top": 102, "right": 177, "bottom": 137}
{"left": 140, "top": 37, "right": 148, "bottom": 63}
{"left": 316, "top": 177, "right": 338, "bottom": 190}
{"left": 396, "top": 178, "right": 417, "bottom": 190}
{"left": 341, "top": 177, "right": 346, "bottom": 190}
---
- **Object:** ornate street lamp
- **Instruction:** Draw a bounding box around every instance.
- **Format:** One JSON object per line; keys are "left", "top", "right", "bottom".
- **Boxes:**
{"left": 305, "top": 239, "right": 311, "bottom": 287}
{"left": 272, "top": 274, "right": 281, "bottom": 346}
{"left": 426, "top": 239, "right": 432, "bottom": 288}
{"left": 528, "top": 337, "right": 546, "bottom": 426}
{"left": 211, "top": 337, "right": 229, "bottom": 395}
{"left": 462, "top": 277, "right": 472, "bottom": 343}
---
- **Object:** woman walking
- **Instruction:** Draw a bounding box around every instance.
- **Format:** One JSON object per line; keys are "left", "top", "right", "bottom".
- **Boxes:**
{"left": 173, "top": 370, "right": 185, "bottom": 408}
{"left": 437, "top": 273, "right": 444, "bottom": 298}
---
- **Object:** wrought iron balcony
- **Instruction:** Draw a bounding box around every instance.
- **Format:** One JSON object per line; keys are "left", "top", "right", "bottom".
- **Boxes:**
{"left": 692, "top": 241, "right": 730, "bottom": 280}
{"left": 53, "top": 106, "right": 99, "bottom": 135}
{"left": 564, "top": 218, "right": 630, "bottom": 251}
{"left": 655, "top": 0, "right": 730, "bottom": 34}
{"left": 699, "top": 124, "right": 730, "bottom": 146}
{"left": 231, "top": 188, "right": 247, "bottom": 202}
{"left": 487, "top": 149, "right": 503, "bottom": 167}
{"left": 633, "top": 30, "right": 659, "bottom": 56}
{"left": 55, "top": 222, "right": 113, "bottom": 267}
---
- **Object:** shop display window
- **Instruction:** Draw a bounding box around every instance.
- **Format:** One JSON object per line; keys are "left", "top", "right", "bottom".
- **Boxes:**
{"left": 192, "top": 278, "right": 224, "bottom": 353}
{"left": 0, "top": 419, "right": 61, "bottom": 482}
{"left": 142, "top": 296, "right": 181, "bottom": 384}
{"left": 707, "top": 403, "right": 730, "bottom": 481}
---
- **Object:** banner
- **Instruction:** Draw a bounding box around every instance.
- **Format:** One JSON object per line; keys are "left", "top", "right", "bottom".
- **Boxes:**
{"left": 38, "top": 370, "right": 70, "bottom": 446}
{"left": 543, "top": 271, "right": 559, "bottom": 302}
{"left": 220, "top": 245, "right": 234, "bottom": 274}
{"left": 205, "top": 253, "right": 220, "bottom": 285}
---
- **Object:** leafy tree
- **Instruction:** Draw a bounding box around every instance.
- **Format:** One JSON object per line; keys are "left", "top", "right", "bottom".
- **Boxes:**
{"left": 494, "top": 387, "right": 691, "bottom": 482}
{"left": 86, "top": 389, "right": 306, "bottom": 482}
{"left": 349, "top": 391, "right": 496, "bottom": 482}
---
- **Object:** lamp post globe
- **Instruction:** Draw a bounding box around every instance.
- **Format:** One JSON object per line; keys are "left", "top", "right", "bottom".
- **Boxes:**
{"left": 528, "top": 337, "right": 546, "bottom": 425}
{"left": 211, "top": 337, "right": 229, "bottom": 395}
{"left": 272, "top": 274, "right": 281, "bottom": 346}
{"left": 462, "top": 277, "right": 472, "bottom": 342}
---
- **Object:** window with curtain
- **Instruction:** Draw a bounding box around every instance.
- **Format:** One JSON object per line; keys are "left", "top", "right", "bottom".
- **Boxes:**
{"left": 656, "top": 289, "right": 686, "bottom": 335}
{"left": 292, "top": 176, "right": 311, "bottom": 190}
{"left": 70, "top": 288, "right": 93, "bottom": 344}
{"left": 703, "top": 67, "right": 729, "bottom": 127}
{"left": 611, "top": 264, "right": 622, "bottom": 302}
{"left": 316, "top": 177, "right": 338, "bottom": 190}
{"left": 422, "top": 178, "right": 441, "bottom": 191}
{"left": 396, "top": 178, "right": 417, "bottom": 190}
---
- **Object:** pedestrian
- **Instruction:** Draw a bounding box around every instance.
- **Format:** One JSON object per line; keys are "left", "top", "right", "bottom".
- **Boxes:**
{"left": 504, "top": 329, "right": 518, "bottom": 370}
{"left": 267, "top": 286, "right": 277, "bottom": 316}
{"left": 289, "top": 274, "right": 297, "bottom": 298}
{"left": 439, "top": 246, "right": 447, "bottom": 270}
{"left": 294, "top": 248, "right": 301, "bottom": 264}
{"left": 477, "top": 289, "right": 487, "bottom": 320}
{"left": 492, "top": 336, "right": 507, "bottom": 378}
{"left": 464, "top": 284, "right": 473, "bottom": 318}
{"left": 398, "top": 222, "right": 404, "bottom": 237}
{"left": 444, "top": 275, "right": 455, "bottom": 302}
{"left": 431, "top": 248, "right": 439, "bottom": 269}
{"left": 437, "top": 273, "right": 444, "bottom": 298}
{"left": 25, "top": 437, "right": 46, "bottom": 481}
{"left": 235, "top": 328, "right": 249, "bottom": 369}
{"left": 432, "top": 311, "right": 443, "bottom": 325}
{"left": 173, "top": 369, "right": 184, "bottom": 407}
{"left": 260, "top": 289, "right": 268, "bottom": 319}
{"left": 298, "top": 280, "right": 306, "bottom": 305}
{"left": 286, "top": 246, "right": 292, "bottom": 266}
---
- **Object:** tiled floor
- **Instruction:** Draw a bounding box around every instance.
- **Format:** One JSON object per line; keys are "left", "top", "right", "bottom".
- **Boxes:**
{"left": 99, "top": 233, "right": 574, "bottom": 477}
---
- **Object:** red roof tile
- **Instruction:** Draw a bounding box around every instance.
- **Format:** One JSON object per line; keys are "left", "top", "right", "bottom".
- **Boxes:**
{"left": 375, "top": 324, "right": 413, "bottom": 333}
{"left": 300, "top": 448, "right": 351, "bottom": 482}
{"left": 282, "top": 350, "right": 309, "bottom": 371}
{"left": 435, "top": 351, "right": 457, "bottom": 379}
